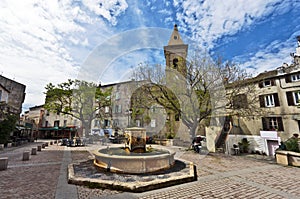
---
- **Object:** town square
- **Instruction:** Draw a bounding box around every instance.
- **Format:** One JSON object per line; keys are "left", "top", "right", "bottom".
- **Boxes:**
{"left": 1, "top": 1, "right": 300, "bottom": 198}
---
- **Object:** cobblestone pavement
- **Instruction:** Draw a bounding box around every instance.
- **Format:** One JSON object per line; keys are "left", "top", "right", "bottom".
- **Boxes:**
{"left": 0, "top": 141, "right": 300, "bottom": 199}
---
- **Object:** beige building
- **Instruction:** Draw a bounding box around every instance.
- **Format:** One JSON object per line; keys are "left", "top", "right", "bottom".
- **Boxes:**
{"left": 212, "top": 36, "right": 300, "bottom": 155}
{"left": 23, "top": 105, "right": 79, "bottom": 139}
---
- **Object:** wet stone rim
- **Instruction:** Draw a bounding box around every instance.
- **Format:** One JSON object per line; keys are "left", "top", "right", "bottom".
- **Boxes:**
{"left": 68, "top": 159, "right": 197, "bottom": 193}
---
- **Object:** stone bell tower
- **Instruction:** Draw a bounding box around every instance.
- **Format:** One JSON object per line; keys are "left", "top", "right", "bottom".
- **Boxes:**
{"left": 162, "top": 25, "right": 189, "bottom": 140}
{"left": 164, "top": 24, "right": 188, "bottom": 81}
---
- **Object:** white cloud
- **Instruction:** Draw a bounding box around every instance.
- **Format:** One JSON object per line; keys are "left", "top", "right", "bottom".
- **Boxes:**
{"left": 0, "top": 0, "right": 124, "bottom": 111}
{"left": 173, "top": 0, "right": 287, "bottom": 49}
{"left": 82, "top": 0, "right": 128, "bottom": 26}
{"left": 237, "top": 37, "right": 298, "bottom": 75}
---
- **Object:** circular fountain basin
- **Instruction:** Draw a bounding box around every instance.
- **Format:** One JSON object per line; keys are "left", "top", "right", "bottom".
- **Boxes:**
{"left": 93, "top": 146, "right": 175, "bottom": 174}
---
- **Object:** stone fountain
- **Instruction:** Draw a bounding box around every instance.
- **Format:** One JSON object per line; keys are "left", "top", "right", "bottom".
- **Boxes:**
{"left": 68, "top": 127, "right": 196, "bottom": 192}
{"left": 93, "top": 127, "right": 175, "bottom": 174}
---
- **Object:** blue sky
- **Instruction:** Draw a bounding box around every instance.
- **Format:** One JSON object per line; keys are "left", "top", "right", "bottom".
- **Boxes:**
{"left": 0, "top": 0, "right": 300, "bottom": 112}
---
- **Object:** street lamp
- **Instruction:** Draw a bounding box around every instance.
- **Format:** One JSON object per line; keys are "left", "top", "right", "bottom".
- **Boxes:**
{"left": 126, "top": 109, "right": 132, "bottom": 127}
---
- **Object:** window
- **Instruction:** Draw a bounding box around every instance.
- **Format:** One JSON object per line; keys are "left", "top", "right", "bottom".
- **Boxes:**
{"left": 54, "top": 120, "right": 59, "bottom": 127}
{"left": 293, "top": 91, "right": 300, "bottom": 105}
{"left": 259, "top": 93, "right": 280, "bottom": 107}
{"left": 265, "top": 95, "right": 275, "bottom": 107}
{"left": 105, "top": 106, "right": 110, "bottom": 113}
{"left": 94, "top": 120, "right": 100, "bottom": 127}
{"left": 63, "top": 120, "right": 67, "bottom": 127}
{"left": 136, "top": 120, "right": 141, "bottom": 127}
{"left": 45, "top": 121, "right": 48, "bottom": 127}
{"left": 262, "top": 117, "right": 284, "bottom": 131}
{"left": 291, "top": 74, "right": 300, "bottom": 82}
{"left": 113, "top": 104, "right": 122, "bottom": 113}
{"left": 151, "top": 119, "right": 156, "bottom": 127}
{"left": 233, "top": 94, "right": 248, "bottom": 109}
{"left": 115, "top": 92, "right": 120, "bottom": 100}
{"left": 286, "top": 73, "right": 300, "bottom": 83}
{"left": 286, "top": 91, "right": 300, "bottom": 106}
{"left": 0, "top": 90, "right": 2, "bottom": 101}
{"left": 259, "top": 79, "right": 275, "bottom": 88}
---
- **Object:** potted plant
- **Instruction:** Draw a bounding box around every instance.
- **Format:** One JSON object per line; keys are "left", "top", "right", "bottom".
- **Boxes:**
{"left": 276, "top": 134, "right": 300, "bottom": 167}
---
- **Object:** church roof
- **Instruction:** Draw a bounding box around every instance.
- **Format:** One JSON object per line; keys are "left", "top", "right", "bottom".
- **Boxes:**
{"left": 167, "top": 24, "right": 185, "bottom": 46}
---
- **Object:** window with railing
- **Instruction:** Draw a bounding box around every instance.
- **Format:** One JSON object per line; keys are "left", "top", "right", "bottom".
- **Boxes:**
{"left": 262, "top": 117, "right": 284, "bottom": 131}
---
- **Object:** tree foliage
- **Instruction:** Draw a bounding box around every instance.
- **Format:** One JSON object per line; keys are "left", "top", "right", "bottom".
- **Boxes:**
{"left": 0, "top": 114, "right": 17, "bottom": 144}
{"left": 44, "top": 79, "right": 112, "bottom": 136}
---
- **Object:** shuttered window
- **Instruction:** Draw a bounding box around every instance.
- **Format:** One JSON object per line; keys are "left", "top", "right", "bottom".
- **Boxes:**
{"left": 286, "top": 91, "right": 300, "bottom": 106}
{"left": 258, "top": 79, "right": 275, "bottom": 88}
{"left": 259, "top": 93, "right": 280, "bottom": 107}
{"left": 261, "top": 117, "right": 284, "bottom": 131}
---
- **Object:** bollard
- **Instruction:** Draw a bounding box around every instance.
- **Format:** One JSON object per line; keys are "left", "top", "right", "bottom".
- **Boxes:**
{"left": 22, "top": 151, "right": 30, "bottom": 161}
{"left": 31, "top": 148, "right": 37, "bottom": 155}
{"left": 37, "top": 145, "right": 42, "bottom": 151}
{"left": 0, "top": 157, "right": 8, "bottom": 171}
{"left": 45, "top": 142, "right": 48, "bottom": 147}
{"left": 50, "top": 141, "right": 53, "bottom": 145}
{"left": 42, "top": 144, "right": 45, "bottom": 149}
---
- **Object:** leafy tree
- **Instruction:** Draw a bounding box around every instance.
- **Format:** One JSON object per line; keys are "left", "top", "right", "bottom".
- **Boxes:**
{"left": 44, "top": 79, "right": 112, "bottom": 137}
{"left": 0, "top": 114, "right": 17, "bottom": 144}
{"left": 132, "top": 51, "right": 258, "bottom": 139}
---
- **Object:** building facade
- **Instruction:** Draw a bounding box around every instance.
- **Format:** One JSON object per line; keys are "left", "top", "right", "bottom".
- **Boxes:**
{"left": 0, "top": 75, "right": 26, "bottom": 116}
{"left": 218, "top": 36, "right": 300, "bottom": 155}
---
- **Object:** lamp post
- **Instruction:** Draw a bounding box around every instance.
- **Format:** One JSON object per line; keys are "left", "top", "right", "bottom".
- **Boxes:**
{"left": 127, "top": 109, "right": 132, "bottom": 127}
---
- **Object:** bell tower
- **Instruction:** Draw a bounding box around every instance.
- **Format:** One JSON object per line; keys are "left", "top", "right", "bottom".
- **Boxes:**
{"left": 164, "top": 24, "right": 188, "bottom": 80}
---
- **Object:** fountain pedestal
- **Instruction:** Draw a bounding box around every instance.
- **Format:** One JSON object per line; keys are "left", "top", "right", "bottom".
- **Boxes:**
{"left": 125, "top": 127, "right": 146, "bottom": 153}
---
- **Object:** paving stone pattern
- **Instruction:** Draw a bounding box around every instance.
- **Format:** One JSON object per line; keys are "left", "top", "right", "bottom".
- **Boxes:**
{"left": 0, "top": 142, "right": 300, "bottom": 199}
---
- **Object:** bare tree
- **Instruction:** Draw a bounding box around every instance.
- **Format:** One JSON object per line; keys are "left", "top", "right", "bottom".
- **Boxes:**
{"left": 132, "top": 51, "right": 259, "bottom": 139}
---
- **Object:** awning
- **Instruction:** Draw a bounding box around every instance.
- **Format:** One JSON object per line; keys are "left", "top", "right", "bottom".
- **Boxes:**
{"left": 39, "top": 127, "right": 59, "bottom": 131}
{"left": 39, "top": 126, "right": 77, "bottom": 131}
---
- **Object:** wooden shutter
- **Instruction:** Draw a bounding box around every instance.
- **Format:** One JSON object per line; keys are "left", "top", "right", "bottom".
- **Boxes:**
{"left": 277, "top": 117, "right": 284, "bottom": 131}
{"left": 261, "top": 117, "right": 267, "bottom": 130}
{"left": 286, "top": 92, "right": 294, "bottom": 106}
{"left": 274, "top": 93, "right": 280, "bottom": 107}
{"left": 285, "top": 75, "right": 291, "bottom": 83}
{"left": 271, "top": 79, "right": 276, "bottom": 86}
{"left": 259, "top": 95, "right": 265, "bottom": 107}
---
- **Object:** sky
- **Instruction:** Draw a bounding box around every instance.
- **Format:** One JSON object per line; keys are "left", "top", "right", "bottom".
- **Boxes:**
{"left": 0, "top": 0, "right": 300, "bottom": 113}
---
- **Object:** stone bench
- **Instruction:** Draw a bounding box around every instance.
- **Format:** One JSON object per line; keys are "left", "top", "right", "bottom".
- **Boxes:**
{"left": 0, "top": 157, "right": 8, "bottom": 170}
{"left": 23, "top": 151, "right": 30, "bottom": 161}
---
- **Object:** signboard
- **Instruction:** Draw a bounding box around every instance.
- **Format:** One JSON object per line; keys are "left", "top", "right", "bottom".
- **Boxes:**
{"left": 260, "top": 131, "right": 278, "bottom": 139}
